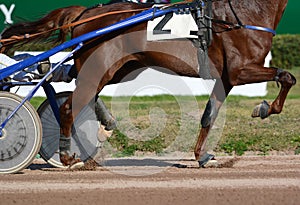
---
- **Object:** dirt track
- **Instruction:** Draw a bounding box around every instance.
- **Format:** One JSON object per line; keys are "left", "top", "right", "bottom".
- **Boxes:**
{"left": 1, "top": 155, "right": 300, "bottom": 205}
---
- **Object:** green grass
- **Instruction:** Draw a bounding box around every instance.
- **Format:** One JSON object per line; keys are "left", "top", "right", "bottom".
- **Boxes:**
{"left": 215, "top": 67, "right": 300, "bottom": 155}
{"left": 30, "top": 96, "right": 46, "bottom": 109}
{"left": 217, "top": 98, "right": 300, "bottom": 155}
{"left": 30, "top": 67, "right": 300, "bottom": 157}
{"left": 105, "top": 67, "right": 300, "bottom": 156}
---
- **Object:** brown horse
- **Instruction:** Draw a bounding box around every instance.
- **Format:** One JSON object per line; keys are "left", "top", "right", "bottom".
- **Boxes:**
{"left": 1, "top": 0, "right": 296, "bottom": 167}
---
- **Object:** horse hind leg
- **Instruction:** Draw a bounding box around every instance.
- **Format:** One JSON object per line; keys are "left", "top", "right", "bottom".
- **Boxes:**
{"left": 252, "top": 68, "right": 296, "bottom": 119}
{"left": 59, "top": 94, "right": 84, "bottom": 168}
{"left": 58, "top": 93, "right": 117, "bottom": 167}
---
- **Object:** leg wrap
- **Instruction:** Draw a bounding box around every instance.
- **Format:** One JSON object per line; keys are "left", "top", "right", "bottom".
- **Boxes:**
{"left": 274, "top": 68, "right": 284, "bottom": 87}
{"left": 59, "top": 134, "right": 71, "bottom": 154}
{"left": 95, "top": 98, "right": 117, "bottom": 130}
{"left": 201, "top": 98, "right": 216, "bottom": 128}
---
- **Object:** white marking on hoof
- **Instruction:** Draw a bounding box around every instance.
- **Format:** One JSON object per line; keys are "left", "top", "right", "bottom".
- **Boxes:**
{"left": 251, "top": 100, "right": 270, "bottom": 119}
{"left": 202, "top": 159, "right": 219, "bottom": 168}
{"left": 251, "top": 104, "right": 261, "bottom": 118}
{"left": 69, "top": 161, "right": 84, "bottom": 170}
{"left": 98, "top": 123, "right": 113, "bottom": 142}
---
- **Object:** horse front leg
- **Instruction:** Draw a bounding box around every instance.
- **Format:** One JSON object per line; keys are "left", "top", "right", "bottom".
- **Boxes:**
{"left": 194, "top": 77, "right": 232, "bottom": 167}
{"left": 252, "top": 68, "right": 296, "bottom": 119}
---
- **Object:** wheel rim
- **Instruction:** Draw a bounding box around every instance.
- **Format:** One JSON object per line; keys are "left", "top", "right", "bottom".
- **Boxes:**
{"left": 0, "top": 92, "right": 42, "bottom": 174}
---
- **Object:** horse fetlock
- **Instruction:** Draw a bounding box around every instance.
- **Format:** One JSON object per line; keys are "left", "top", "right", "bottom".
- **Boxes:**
{"left": 95, "top": 98, "right": 117, "bottom": 130}
{"left": 103, "top": 118, "right": 117, "bottom": 131}
{"left": 251, "top": 100, "right": 270, "bottom": 119}
{"left": 270, "top": 101, "right": 284, "bottom": 115}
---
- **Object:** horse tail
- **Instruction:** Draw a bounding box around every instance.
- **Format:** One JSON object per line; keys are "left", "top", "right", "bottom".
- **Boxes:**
{"left": 0, "top": 5, "right": 86, "bottom": 52}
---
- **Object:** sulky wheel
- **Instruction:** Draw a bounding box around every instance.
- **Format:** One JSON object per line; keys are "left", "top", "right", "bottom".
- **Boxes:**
{"left": 0, "top": 91, "right": 42, "bottom": 174}
{"left": 37, "top": 91, "right": 100, "bottom": 168}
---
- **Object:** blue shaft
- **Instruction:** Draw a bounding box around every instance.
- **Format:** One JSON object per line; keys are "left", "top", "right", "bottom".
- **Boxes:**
{"left": 0, "top": 6, "right": 188, "bottom": 80}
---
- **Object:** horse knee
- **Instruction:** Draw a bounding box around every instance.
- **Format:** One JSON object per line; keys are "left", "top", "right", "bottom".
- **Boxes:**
{"left": 201, "top": 98, "right": 217, "bottom": 128}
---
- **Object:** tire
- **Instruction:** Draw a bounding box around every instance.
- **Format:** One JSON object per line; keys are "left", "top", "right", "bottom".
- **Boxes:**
{"left": 0, "top": 92, "right": 42, "bottom": 174}
{"left": 37, "top": 91, "right": 100, "bottom": 168}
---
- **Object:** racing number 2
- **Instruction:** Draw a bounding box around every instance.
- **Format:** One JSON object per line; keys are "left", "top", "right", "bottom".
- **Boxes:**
{"left": 153, "top": 13, "right": 173, "bottom": 35}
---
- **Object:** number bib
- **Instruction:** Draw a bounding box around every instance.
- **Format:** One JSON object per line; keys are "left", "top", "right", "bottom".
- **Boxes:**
{"left": 147, "top": 12, "right": 198, "bottom": 41}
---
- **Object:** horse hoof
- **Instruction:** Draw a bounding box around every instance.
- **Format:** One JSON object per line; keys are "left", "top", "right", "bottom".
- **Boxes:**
{"left": 60, "top": 152, "right": 82, "bottom": 167}
{"left": 251, "top": 100, "right": 270, "bottom": 119}
{"left": 198, "top": 153, "right": 215, "bottom": 168}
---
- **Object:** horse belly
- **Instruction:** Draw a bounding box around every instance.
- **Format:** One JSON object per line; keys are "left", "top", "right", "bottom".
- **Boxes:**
{"left": 144, "top": 40, "right": 200, "bottom": 77}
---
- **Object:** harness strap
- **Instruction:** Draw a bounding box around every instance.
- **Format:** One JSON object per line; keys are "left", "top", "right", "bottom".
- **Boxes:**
{"left": 227, "top": 0, "right": 243, "bottom": 26}
{"left": 227, "top": 0, "right": 276, "bottom": 36}
{"left": 244, "top": 25, "right": 276, "bottom": 36}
